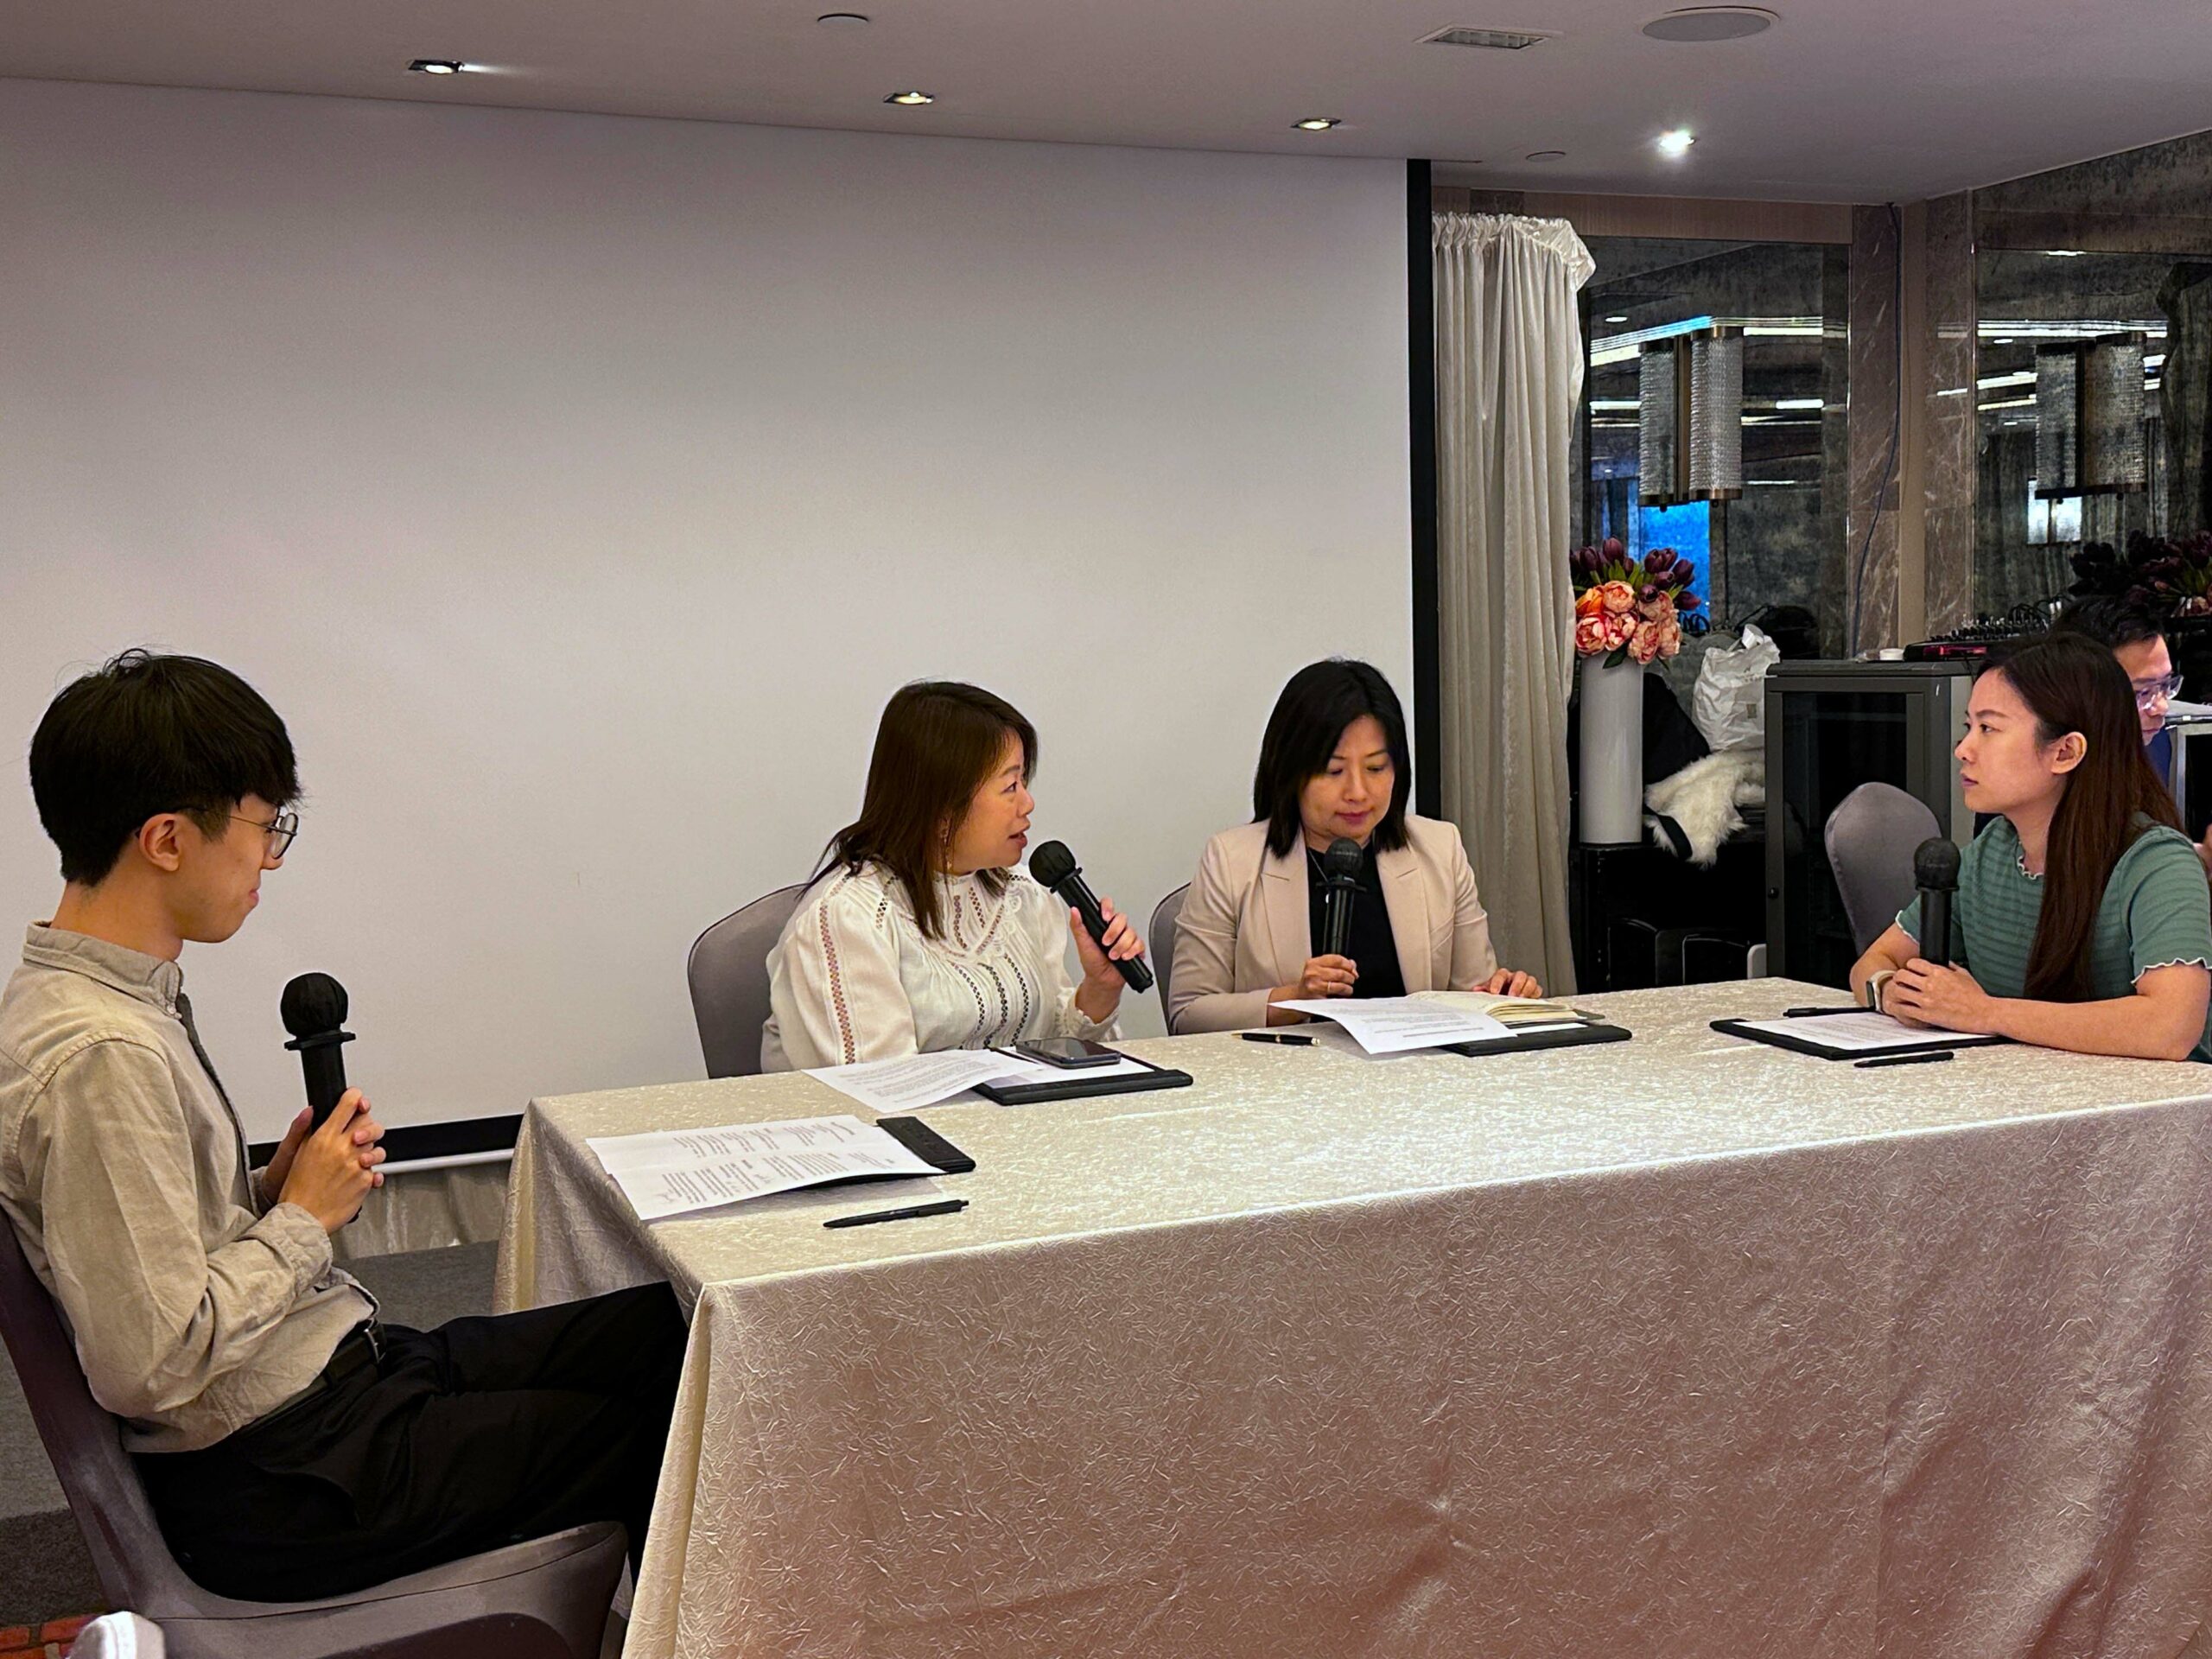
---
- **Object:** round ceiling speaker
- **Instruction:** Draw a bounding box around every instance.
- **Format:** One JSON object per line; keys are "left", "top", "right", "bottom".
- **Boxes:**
{"left": 1641, "top": 7, "right": 1777, "bottom": 41}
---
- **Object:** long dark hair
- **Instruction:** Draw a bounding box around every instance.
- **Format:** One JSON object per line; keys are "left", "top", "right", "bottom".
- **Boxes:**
{"left": 1982, "top": 634, "right": 2179, "bottom": 1001}
{"left": 1250, "top": 659, "right": 1413, "bottom": 859}
{"left": 822, "top": 681, "right": 1037, "bottom": 940}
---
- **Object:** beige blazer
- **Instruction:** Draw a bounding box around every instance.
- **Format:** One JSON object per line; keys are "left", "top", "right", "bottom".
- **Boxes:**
{"left": 1167, "top": 814, "right": 1498, "bottom": 1033}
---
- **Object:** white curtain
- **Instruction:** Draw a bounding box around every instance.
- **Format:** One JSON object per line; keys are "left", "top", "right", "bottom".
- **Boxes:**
{"left": 1433, "top": 212, "right": 1593, "bottom": 993}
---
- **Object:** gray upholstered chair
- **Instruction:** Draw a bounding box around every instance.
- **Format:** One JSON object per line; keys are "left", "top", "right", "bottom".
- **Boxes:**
{"left": 1148, "top": 884, "right": 1190, "bottom": 1030}
{"left": 687, "top": 882, "right": 810, "bottom": 1078}
{"left": 0, "top": 1216, "right": 625, "bottom": 1659}
{"left": 1823, "top": 781, "right": 1942, "bottom": 953}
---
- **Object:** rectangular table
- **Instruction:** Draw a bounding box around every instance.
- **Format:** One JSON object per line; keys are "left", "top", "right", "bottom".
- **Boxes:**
{"left": 495, "top": 980, "right": 2212, "bottom": 1659}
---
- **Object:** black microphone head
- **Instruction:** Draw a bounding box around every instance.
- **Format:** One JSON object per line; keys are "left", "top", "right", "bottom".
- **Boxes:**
{"left": 1913, "top": 836, "right": 1961, "bottom": 891}
{"left": 1027, "top": 840, "right": 1078, "bottom": 891}
{"left": 280, "top": 972, "right": 349, "bottom": 1037}
{"left": 1323, "top": 838, "right": 1363, "bottom": 879}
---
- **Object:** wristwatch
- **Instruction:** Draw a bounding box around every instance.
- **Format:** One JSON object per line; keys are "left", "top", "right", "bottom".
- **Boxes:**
{"left": 1864, "top": 969, "right": 1897, "bottom": 1014}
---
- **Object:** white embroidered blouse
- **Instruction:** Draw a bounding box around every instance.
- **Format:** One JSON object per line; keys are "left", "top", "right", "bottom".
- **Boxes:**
{"left": 761, "top": 861, "right": 1118, "bottom": 1071}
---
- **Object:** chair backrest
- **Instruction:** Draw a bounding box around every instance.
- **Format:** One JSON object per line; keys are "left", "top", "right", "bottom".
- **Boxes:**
{"left": 1823, "top": 782, "right": 1942, "bottom": 953}
{"left": 0, "top": 1213, "right": 188, "bottom": 1612}
{"left": 1148, "top": 884, "right": 1190, "bottom": 1029}
{"left": 687, "top": 883, "right": 810, "bottom": 1079}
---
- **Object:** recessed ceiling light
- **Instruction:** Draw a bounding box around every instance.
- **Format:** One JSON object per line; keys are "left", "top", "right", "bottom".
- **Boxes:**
{"left": 884, "top": 90, "right": 935, "bottom": 106}
{"left": 409, "top": 59, "right": 465, "bottom": 75}
{"left": 817, "top": 11, "right": 870, "bottom": 22}
{"left": 1642, "top": 7, "right": 1777, "bottom": 41}
{"left": 2044, "top": 248, "right": 2086, "bottom": 257}
{"left": 1294, "top": 118, "right": 1342, "bottom": 132}
{"left": 1656, "top": 129, "right": 1696, "bottom": 157}
{"left": 1605, "top": 314, "right": 1630, "bottom": 323}
{"left": 1526, "top": 149, "right": 1567, "bottom": 161}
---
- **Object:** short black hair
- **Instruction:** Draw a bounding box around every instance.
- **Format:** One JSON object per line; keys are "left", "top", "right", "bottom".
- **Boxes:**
{"left": 2050, "top": 594, "right": 2165, "bottom": 653}
{"left": 1251, "top": 659, "right": 1413, "bottom": 859}
{"left": 29, "top": 651, "right": 299, "bottom": 886}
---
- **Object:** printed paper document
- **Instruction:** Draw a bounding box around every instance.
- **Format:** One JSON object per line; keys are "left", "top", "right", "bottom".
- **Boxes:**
{"left": 588, "top": 1116, "right": 936, "bottom": 1221}
{"left": 1274, "top": 996, "right": 1512, "bottom": 1053}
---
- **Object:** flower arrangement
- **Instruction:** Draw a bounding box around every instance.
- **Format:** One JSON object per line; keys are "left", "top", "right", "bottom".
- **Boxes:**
{"left": 1570, "top": 538, "right": 1701, "bottom": 666}
{"left": 2069, "top": 531, "right": 2212, "bottom": 620}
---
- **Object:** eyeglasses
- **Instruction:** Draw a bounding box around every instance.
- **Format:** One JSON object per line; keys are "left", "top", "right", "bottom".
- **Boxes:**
{"left": 2133, "top": 673, "right": 2185, "bottom": 711}
{"left": 231, "top": 810, "right": 300, "bottom": 858}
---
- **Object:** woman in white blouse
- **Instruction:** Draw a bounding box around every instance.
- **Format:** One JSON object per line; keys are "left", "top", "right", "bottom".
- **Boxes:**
{"left": 761, "top": 681, "right": 1147, "bottom": 1071}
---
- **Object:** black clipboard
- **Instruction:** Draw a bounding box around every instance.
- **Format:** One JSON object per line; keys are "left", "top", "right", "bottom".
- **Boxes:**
{"left": 974, "top": 1051, "right": 1193, "bottom": 1105}
{"left": 1443, "top": 1020, "right": 1633, "bottom": 1057}
{"left": 1709, "top": 1017, "right": 2005, "bottom": 1062}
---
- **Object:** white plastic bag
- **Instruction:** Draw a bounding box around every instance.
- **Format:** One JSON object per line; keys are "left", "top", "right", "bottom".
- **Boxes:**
{"left": 1691, "top": 623, "right": 1781, "bottom": 753}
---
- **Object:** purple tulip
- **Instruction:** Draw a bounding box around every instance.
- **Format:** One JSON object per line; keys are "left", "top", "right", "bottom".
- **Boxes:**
{"left": 1603, "top": 537, "right": 1626, "bottom": 561}
{"left": 1669, "top": 560, "right": 1695, "bottom": 588}
{"left": 1643, "top": 547, "right": 1676, "bottom": 574}
{"left": 1675, "top": 590, "right": 1702, "bottom": 611}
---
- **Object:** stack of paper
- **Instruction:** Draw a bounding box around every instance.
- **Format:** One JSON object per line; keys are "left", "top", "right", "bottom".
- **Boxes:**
{"left": 588, "top": 1116, "right": 937, "bottom": 1221}
{"left": 1273, "top": 996, "right": 1515, "bottom": 1054}
{"left": 805, "top": 1047, "right": 1153, "bottom": 1110}
{"left": 1411, "top": 990, "right": 1592, "bottom": 1029}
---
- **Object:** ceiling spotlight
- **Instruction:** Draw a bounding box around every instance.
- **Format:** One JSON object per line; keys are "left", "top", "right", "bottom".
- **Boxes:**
{"left": 884, "top": 90, "right": 935, "bottom": 105}
{"left": 1642, "top": 7, "right": 1777, "bottom": 41}
{"left": 409, "top": 59, "right": 465, "bottom": 75}
{"left": 1656, "top": 129, "right": 1696, "bottom": 157}
{"left": 817, "top": 11, "right": 870, "bottom": 22}
{"left": 1294, "top": 118, "right": 1342, "bottom": 132}
{"left": 1525, "top": 149, "right": 1567, "bottom": 161}
{"left": 1605, "top": 314, "right": 1630, "bottom": 323}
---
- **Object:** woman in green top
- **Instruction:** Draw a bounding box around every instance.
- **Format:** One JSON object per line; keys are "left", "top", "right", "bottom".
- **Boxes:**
{"left": 1850, "top": 632, "right": 2212, "bottom": 1061}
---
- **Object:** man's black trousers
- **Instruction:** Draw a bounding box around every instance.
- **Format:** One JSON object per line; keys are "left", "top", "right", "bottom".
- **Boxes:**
{"left": 137, "top": 1282, "right": 686, "bottom": 1602}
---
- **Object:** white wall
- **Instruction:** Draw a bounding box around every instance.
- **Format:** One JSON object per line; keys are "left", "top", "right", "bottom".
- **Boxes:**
{"left": 0, "top": 79, "right": 1411, "bottom": 1141}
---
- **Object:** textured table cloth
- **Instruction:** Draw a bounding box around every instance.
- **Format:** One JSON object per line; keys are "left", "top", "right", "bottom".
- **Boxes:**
{"left": 494, "top": 980, "right": 2212, "bottom": 1659}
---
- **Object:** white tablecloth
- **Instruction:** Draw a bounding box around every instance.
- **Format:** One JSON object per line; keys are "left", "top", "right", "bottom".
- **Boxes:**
{"left": 494, "top": 980, "right": 2212, "bottom": 1658}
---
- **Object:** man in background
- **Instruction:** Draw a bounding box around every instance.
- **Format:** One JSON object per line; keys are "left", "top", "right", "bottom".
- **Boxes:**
{"left": 2050, "top": 594, "right": 2212, "bottom": 874}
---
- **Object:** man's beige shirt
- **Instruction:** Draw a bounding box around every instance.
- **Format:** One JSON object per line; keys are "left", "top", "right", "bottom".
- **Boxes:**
{"left": 0, "top": 925, "right": 372, "bottom": 1452}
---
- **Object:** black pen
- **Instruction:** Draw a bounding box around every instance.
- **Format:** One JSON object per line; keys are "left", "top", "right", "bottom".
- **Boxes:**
{"left": 1784, "top": 1006, "right": 1867, "bottom": 1019}
{"left": 823, "top": 1198, "right": 969, "bottom": 1230}
{"left": 1241, "top": 1031, "right": 1315, "bottom": 1046}
{"left": 1853, "top": 1052, "right": 1954, "bottom": 1069}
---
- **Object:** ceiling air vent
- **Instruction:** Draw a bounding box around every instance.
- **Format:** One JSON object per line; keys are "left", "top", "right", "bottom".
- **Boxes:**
{"left": 1419, "top": 24, "right": 1557, "bottom": 49}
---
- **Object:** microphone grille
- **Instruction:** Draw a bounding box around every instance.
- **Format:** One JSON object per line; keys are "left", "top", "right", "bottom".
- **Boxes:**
{"left": 1912, "top": 836, "right": 1961, "bottom": 889}
{"left": 1322, "top": 837, "right": 1363, "bottom": 877}
{"left": 1027, "top": 840, "right": 1077, "bottom": 888}
{"left": 279, "top": 972, "right": 349, "bottom": 1037}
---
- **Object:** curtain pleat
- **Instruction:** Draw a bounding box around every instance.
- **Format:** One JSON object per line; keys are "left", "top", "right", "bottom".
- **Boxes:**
{"left": 1433, "top": 212, "right": 1593, "bottom": 992}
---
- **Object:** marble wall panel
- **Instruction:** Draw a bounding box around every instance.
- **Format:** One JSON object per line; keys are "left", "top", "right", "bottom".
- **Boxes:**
{"left": 1847, "top": 206, "right": 1903, "bottom": 650}
{"left": 1923, "top": 191, "right": 1977, "bottom": 633}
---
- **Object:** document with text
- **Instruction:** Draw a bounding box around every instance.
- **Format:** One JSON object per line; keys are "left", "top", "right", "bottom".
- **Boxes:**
{"left": 588, "top": 1115, "right": 937, "bottom": 1221}
{"left": 1274, "top": 996, "right": 1512, "bottom": 1053}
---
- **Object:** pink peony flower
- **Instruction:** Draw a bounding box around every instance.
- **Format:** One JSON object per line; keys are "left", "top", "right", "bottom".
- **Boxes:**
{"left": 1628, "top": 623, "right": 1662, "bottom": 664}
{"left": 1637, "top": 594, "right": 1670, "bottom": 621}
{"left": 1656, "top": 613, "right": 1683, "bottom": 657}
{"left": 1602, "top": 612, "right": 1634, "bottom": 652}
{"left": 1575, "top": 586, "right": 1606, "bottom": 620}
{"left": 1573, "top": 613, "right": 1610, "bottom": 656}
{"left": 1598, "top": 580, "right": 1636, "bottom": 615}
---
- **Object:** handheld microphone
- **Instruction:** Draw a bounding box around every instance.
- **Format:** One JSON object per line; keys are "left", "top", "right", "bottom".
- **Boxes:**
{"left": 280, "top": 973, "right": 357, "bottom": 1127}
{"left": 1027, "top": 840, "right": 1154, "bottom": 992}
{"left": 1912, "top": 837, "right": 1961, "bottom": 967}
{"left": 1318, "top": 837, "right": 1362, "bottom": 958}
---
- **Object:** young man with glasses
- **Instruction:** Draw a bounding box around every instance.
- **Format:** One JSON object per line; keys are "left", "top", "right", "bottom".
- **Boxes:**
{"left": 2050, "top": 595, "right": 2212, "bottom": 874}
{"left": 0, "top": 651, "right": 685, "bottom": 1601}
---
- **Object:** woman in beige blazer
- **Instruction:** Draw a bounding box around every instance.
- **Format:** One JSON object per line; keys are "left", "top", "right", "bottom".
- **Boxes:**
{"left": 1169, "top": 659, "right": 1541, "bottom": 1033}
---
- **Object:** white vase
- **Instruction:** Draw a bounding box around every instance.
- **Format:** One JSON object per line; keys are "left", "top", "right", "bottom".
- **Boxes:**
{"left": 1580, "top": 654, "right": 1645, "bottom": 845}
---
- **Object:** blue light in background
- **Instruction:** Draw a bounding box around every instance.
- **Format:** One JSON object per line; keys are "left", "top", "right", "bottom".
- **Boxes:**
{"left": 1634, "top": 501, "right": 1712, "bottom": 612}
